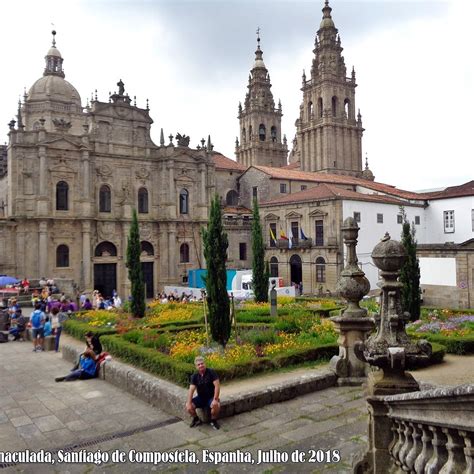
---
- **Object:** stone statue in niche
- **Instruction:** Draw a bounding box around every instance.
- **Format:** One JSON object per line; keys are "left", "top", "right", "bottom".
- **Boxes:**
{"left": 119, "top": 181, "right": 132, "bottom": 204}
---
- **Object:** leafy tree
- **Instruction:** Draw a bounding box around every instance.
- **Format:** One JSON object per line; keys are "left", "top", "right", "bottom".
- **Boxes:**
{"left": 399, "top": 207, "right": 421, "bottom": 322}
{"left": 126, "top": 209, "right": 146, "bottom": 318}
{"left": 202, "top": 194, "right": 230, "bottom": 347}
{"left": 251, "top": 198, "right": 268, "bottom": 302}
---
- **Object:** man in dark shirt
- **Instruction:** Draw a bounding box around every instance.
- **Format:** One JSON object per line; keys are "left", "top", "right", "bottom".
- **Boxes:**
{"left": 186, "top": 356, "right": 221, "bottom": 430}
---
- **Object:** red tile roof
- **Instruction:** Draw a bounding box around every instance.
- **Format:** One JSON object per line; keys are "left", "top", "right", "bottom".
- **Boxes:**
{"left": 223, "top": 205, "right": 252, "bottom": 214}
{"left": 212, "top": 153, "right": 246, "bottom": 171}
{"left": 281, "top": 161, "right": 300, "bottom": 170}
{"left": 260, "top": 183, "right": 420, "bottom": 207}
{"left": 249, "top": 165, "right": 423, "bottom": 200}
{"left": 419, "top": 180, "right": 474, "bottom": 200}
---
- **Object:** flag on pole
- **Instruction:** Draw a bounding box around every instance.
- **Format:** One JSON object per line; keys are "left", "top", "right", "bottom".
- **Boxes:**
{"left": 279, "top": 227, "right": 289, "bottom": 240}
{"left": 300, "top": 228, "right": 308, "bottom": 240}
{"left": 288, "top": 226, "right": 293, "bottom": 249}
{"left": 269, "top": 226, "right": 277, "bottom": 243}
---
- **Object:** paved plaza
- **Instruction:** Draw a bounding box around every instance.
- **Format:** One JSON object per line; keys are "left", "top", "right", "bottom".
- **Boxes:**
{"left": 1, "top": 338, "right": 473, "bottom": 473}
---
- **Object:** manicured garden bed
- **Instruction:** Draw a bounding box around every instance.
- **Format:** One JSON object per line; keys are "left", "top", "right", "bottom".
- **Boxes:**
{"left": 407, "top": 308, "right": 474, "bottom": 355}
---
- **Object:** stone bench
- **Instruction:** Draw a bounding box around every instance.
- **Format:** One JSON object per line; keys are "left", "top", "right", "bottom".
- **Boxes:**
{"left": 26, "top": 329, "right": 55, "bottom": 350}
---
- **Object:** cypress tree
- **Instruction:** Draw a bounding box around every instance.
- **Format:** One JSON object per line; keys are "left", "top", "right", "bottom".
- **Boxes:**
{"left": 126, "top": 209, "right": 146, "bottom": 318}
{"left": 399, "top": 208, "right": 421, "bottom": 322}
{"left": 202, "top": 194, "right": 230, "bottom": 347}
{"left": 251, "top": 198, "right": 268, "bottom": 302}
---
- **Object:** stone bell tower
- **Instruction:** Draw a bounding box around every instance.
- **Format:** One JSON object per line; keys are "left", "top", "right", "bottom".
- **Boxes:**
{"left": 294, "top": 1, "right": 364, "bottom": 177}
{"left": 235, "top": 30, "right": 288, "bottom": 168}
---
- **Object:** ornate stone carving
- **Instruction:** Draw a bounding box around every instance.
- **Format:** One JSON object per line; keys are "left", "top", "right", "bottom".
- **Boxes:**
{"left": 176, "top": 133, "right": 190, "bottom": 147}
{"left": 140, "top": 223, "right": 152, "bottom": 240}
{"left": 96, "top": 164, "right": 113, "bottom": 181}
{"left": 118, "top": 180, "right": 132, "bottom": 204}
{"left": 97, "top": 221, "right": 117, "bottom": 241}
{"left": 135, "top": 167, "right": 150, "bottom": 184}
{"left": 354, "top": 232, "right": 432, "bottom": 396}
{"left": 52, "top": 118, "right": 72, "bottom": 131}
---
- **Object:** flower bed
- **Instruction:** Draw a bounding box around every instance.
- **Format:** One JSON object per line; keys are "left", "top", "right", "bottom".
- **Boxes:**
{"left": 407, "top": 308, "right": 474, "bottom": 355}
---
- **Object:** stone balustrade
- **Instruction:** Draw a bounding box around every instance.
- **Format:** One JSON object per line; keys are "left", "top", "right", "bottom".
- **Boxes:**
{"left": 360, "top": 384, "right": 474, "bottom": 473}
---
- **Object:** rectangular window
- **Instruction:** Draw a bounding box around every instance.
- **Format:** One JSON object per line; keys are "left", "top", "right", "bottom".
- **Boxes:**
{"left": 315, "top": 220, "right": 324, "bottom": 246}
{"left": 252, "top": 187, "right": 258, "bottom": 199}
{"left": 397, "top": 214, "right": 403, "bottom": 224}
{"left": 239, "top": 243, "right": 247, "bottom": 261}
{"left": 269, "top": 223, "right": 277, "bottom": 247}
{"left": 280, "top": 183, "right": 287, "bottom": 193}
{"left": 291, "top": 221, "right": 299, "bottom": 240}
{"left": 353, "top": 212, "right": 361, "bottom": 223}
{"left": 301, "top": 185, "right": 307, "bottom": 191}
{"left": 415, "top": 215, "right": 420, "bottom": 225}
{"left": 444, "top": 210, "right": 455, "bottom": 233}
{"left": 377, "top": 213, "right": 383, "bottom": 224}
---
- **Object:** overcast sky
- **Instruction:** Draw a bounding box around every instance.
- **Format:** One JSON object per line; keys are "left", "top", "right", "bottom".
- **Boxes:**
{"left": 1, "top": 0, "right": 472, "bottom": 191}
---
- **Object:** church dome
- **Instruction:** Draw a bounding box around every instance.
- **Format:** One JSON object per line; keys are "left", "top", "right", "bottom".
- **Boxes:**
{"left": 27, "top": 75, "right": 82, "bottom": 107}
{"left": 46, "top": 45, "right": 62, "bottom": 58}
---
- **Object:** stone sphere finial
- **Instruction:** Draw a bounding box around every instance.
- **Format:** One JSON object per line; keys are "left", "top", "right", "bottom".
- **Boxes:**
{"left": 372, "top": 232, "right": 407, "bottom": 272}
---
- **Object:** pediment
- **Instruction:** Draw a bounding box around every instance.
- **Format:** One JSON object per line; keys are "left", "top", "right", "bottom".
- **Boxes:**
{"left": 309, "top": 209, "right": 328, "bottom": 217}
{"left": 175, "top": 174, "right": 194, "bottom": 184}
{"left": 43, "top": 137, "right": 82, "bottom": 150}
{"left": 264, "top": 213, "right": 280, "bottom": 221}
{"left": 49, "top": 161, "right": 76, "bottom": 174}
{"left": 285, "top": 211, "right": 303, "bottom": 219}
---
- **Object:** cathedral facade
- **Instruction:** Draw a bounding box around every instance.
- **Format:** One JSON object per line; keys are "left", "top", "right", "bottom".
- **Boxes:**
{"left": 0, "top": 33, "right": 217, "bottom": 298}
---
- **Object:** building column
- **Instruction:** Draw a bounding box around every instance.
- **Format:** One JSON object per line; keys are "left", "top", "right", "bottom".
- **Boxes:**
{"left": 38, "top": 221, "right": 48, "bottom": 278}
{"left": 168, "top": 225, "right": 177, "bottom": 280}
{"left": 38, "top": 147, "right": 47, "bottom": 197}
{"left": 199, "top": 164, "right": 206, "bottom": 206}
{"left": 81, "top": 221, "right": 92, "bottom": 291}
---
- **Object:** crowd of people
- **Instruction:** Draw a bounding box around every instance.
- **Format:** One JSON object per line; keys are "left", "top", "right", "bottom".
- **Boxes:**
{"left": 155, "top": 291, "right": 200, "bottom": 304}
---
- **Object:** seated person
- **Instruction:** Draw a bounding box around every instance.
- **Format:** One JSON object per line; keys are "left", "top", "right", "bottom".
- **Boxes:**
{"left": 71, "top": 331, "right": 102, "bottom": 370}
{"left": 186, "top": 356, "right": 221, "bottom": 430}
{"left": 82, "top": 298, "right": 93, "bottom": 310}
{"left": 21, "top": 278, "right": 30, "bottom": 294}
{"left": 55, "top": 348, "right": 97, "bottom": 382}
{"left": 43, "top": 316, "right": 52, "bottom": 337}
{"left": 9, "top": 309, "right": 26, "bottom": 340}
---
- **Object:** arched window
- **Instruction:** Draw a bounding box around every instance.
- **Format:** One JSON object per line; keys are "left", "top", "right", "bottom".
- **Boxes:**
{"left": 138, "top": 187, "right": 148, "bottom": 214}
{"left": 259, "top": 124, "right": 266, "bottom": 141}
{"left": 56, "top": 245, "right": 69, "bottom": 267}
{"left": 242, "top": 127, "right": 246, "bottom": 143}
{"left": 226, "top": 190, "right": 239, "bottom": 206}
{"left": 99, "top": 185, "right": 111, "bottom": 213}
{"left": 308, "top": 101, "right": 313, "bottom": 120}
{"left": 140, "top": 241, "right": 154, "bottom": 256}
{"left": 179, "top": 189, "right": 189, "bottom": 214}
{"left": 180, "top": 243, "right": 190, "bottom": 263}
{"left": 270, "top": 256, "right": 279, "bottom": 277}
{"left": 332, "top": 96, "right": 338, "bottom": 117}
{"left": 56, "top": 181, "right": 69, "bottom": 211}
{"left": 344, "top": 98, "right": 350, "bottom": 118}
{"left": 316, "top": 257, "right": 326, "bottom": 282}
{"left": 271, "top": 126, "right": 277, "bottom": 142}
{"left": 95, "top": 241, "right": 117, "bottom": 257}
{"left": 318, "top": 97, "right": 323, "bottom": 118}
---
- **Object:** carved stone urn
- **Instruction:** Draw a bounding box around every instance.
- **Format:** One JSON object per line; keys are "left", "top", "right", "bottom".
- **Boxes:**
{"left": 354, "top": 233, "right": 431, "bottom": 396}
{"left": 330, "top": 217, "right": 374, "bottom": 383}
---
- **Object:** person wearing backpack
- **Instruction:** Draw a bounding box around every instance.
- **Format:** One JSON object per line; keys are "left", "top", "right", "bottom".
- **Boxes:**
{"left": 31, "top": 302, "right": 45, "bottom": 352}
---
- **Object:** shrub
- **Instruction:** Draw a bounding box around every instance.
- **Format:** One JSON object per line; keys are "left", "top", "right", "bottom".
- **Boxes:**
{"left": 63, "top": 319, "right": 116, "bottom": 340}
{"left": 239, "top": 329, "right": 278, "bottom": 345}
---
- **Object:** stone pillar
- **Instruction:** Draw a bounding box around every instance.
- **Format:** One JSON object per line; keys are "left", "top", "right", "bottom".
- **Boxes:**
{"left": 199, "top": 163, "right": 206, "bottom": 206}
{"left": 81, "top": 221, "right": 92, "bottom": 291}
{"left": 37, "top": 146, "right": 49, "bottom": 215}
{"left": 168, "top": 225, "right": 177, "bottom": 280}
{"left": 38, "top": 221, "right": 48, "bottom": 278}
{"left": 330, "top": 217, "right": 374, "bottom": 384}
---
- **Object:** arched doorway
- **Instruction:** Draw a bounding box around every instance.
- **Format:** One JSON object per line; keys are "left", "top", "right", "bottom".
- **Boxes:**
{"left": 94, "top": 241, "right": 117, "bottom": 298}
{"left": 289, "top": 254, "right": 302, "bottom": 285}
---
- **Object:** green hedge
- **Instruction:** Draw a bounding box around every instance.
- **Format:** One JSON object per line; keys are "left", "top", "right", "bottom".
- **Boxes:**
{"left": 63, "top": 319, "right": 117, "bottom": 340}
{"left": 100, "top": 335, "right": 194, "bottom": 386}
{"left": 100, "top": 334, "right": 338, "bottom": 385}
{"left": 413, "top": 334, "right": 474, "bottom": 355}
